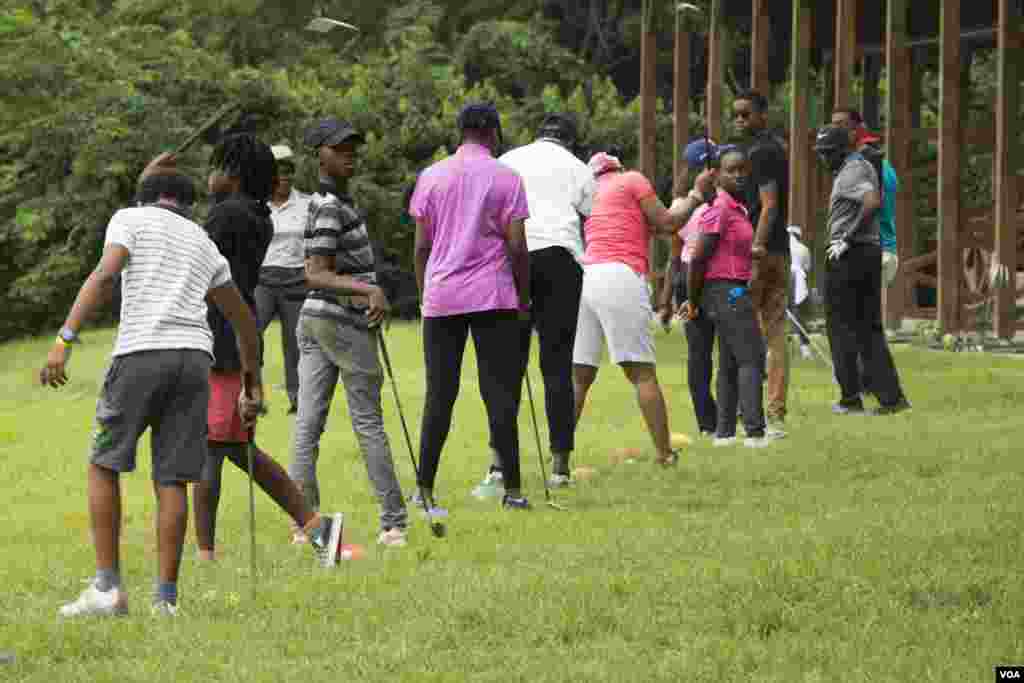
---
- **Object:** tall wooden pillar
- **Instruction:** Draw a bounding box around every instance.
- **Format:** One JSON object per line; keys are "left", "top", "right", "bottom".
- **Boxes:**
{"left": 834, "top": 0, "right": 858, "bottom": 107}
{"left": 885, "top": 0, "right": 913, "bottom": 329}
{"left": 994, "top": 0, "right": 1023, "bottom": 337}
{"left": 707, "top": 0, "right": 725, "bottom": 142}
{"left": 938, "top": 0, "right": 962, "bottom": 333}
{"left": 640, "top": 0, "right": 657, "bottom": 285}
{"left": 789, "top": 0, "right": 813, "bottom": 241}
{"left": 861, "top": 54, "right": 881, "bottom": 128}
{"left": 673, "top": 9, "right": 693, "bottom": 196}
{"left": 751, "top": 0, "right": 771, "bottom": 94}
{"left": 639, "top": 0, "right": 657, "bottom": 183}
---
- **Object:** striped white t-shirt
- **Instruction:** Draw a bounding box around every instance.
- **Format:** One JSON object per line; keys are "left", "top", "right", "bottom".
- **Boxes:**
{"left": 105, "top": 206, "right": 232, "bottom": 358}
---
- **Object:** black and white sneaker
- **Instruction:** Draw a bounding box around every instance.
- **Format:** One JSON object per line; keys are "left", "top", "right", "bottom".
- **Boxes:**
{"left": 310, "top": 512, "right": 344, "bottom": 568}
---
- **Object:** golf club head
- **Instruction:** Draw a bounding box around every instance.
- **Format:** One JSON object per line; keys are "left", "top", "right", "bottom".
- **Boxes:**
{"left": 430, "top": 521, "right": 447, "bottom": 538}
{"left": 306, "top": 17, "right": 360, "bottom": 33}
{"left": 677, "top": 2, "right": 704, "bottom": 17}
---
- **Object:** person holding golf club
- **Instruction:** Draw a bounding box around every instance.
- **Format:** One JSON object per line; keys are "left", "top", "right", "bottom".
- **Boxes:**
{"left": 409, "top": 102, "right": 532, "bottom": 511}
{"left": 194, "top": 133, "right": 346, "bottom": 565}
{"left": 41, "top": 152, "right": 266, "bottom": 617}
{"left": 658, "top": 137, "right": 720, "bottom": 437}
{"left": 813, "top": 125, "right": 909, "bottom": 416}
{"left": 288, "top": 117, "right": 409, "bottom": 547}
{"left": 733, "top": 90, "right": 790, "bottom": 435}
{"left": 466, "top": 112, "right": 596, "bottom": 495}
{"left": 572, "top": 152, "right": 709, "bottom": 466}
{"left": 683, "top": 146, "right": 778, "bottom": 447}
{"left": 255, "top": 144, "right": 312, "bottom": 415}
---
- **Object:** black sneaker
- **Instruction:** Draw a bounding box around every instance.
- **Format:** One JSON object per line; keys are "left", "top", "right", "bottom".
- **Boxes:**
{"left": 501, "top": 495, "right": 531, "bottom": 510}
{"left": 309, "top": 512, "right": 344, "bottom": 567}
{"left": 869, "top": 398, "right": 911, "bottom": 416}
{"left": 832, "top": 400, "right": 865, "bottom": 415}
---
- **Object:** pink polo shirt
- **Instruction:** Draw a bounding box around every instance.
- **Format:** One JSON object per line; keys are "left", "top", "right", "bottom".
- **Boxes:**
{"left": 409, "top": 143, "right": 530, "bottom": 317}
{"left": 699, "top": 189, "right": 754, "bottom": 282}
{"left": 583, "top": 170, "right": 656, "bottom": 275}
{"left": 678, "top": 203, "right": 710, "bottom": 265}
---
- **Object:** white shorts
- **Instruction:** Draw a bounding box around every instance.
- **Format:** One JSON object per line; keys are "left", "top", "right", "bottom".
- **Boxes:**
{"left": 573, "top": 262, "right": 656, "bottom": 367}
{"left": 882, "top": 251, "right": 899, "bottom": 287}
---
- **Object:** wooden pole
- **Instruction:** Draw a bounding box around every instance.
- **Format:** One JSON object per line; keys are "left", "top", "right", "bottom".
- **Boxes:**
{"left": 639, "top": 0, "right": 657, "bottom": 183}
{"left": 885, "top": 0, "right": 913, "bottom": 330}
{"left": 751, "top": 0, "right": 771, "bottom": 94}
{"left": 673, "top": 9, "right": 693, "bottom": 197}
{"left": 938, "top": 0, "right": 962, "bottom": 333}
{"left": 834, "top": 0, "right": 858, "bottom": 108}
{"left": 707, "top": 0, "right": 725, "bottom": 142}
{"left": 994, "top": 0, "right": 1023, "bottom": 338}
{"left": 789, "top": 0, "right": 813, "bottom": 241}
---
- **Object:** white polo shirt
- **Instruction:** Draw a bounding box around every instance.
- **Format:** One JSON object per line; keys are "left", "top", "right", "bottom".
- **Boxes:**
{"left": 264, "top": 189, "right": 312, "bottom": 270}
{"left": 499, "top": 139, "right": 596, "bottom": 262}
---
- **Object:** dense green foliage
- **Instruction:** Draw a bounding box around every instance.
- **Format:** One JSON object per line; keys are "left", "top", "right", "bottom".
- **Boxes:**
{"left": 0, "top": 0, "right": 709, "bottom": 341}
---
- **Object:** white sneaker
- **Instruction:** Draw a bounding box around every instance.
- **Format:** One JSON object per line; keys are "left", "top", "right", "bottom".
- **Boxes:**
{"left": 151, "top": 600, "right": 178, "bottom": 617}
{"left": 377, "top": 528, "right": 408, "bottom": 547}
{"left": 58, "top": 582, "right": 128, "bottom": 618}
{"left": 547, "top": 473, "right": 572, "bottom": 488}
{"left": 712, "top": 437, "right": 737, "bottom": 447}
{"left": 470, "top": 471, "right": 505, "bottom": 499}
{"left": 310, "top": 512, "right": 345, "bottom": 568}
{"left": 745, "top": 431, "right": 786, "bottom": 448}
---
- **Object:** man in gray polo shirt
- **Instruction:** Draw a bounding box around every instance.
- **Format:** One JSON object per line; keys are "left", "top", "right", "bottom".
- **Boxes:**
{"left": 814, "top": 125, "right": 909, "bottom": 416}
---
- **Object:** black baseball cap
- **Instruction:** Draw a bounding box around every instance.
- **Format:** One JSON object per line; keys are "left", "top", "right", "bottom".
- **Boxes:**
{"left": 813, "top": 125, "right": 849, "bottom": 153}
{"left": 304, "top": 117, "right": 365, "bottom": 149}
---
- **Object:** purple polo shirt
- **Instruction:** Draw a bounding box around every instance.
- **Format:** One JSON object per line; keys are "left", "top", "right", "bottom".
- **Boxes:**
{"left": 409, "top": 143, "right": 530, "bottom": 317}
{"left": 699, "top": 189, "right": 754, "bottom": 282}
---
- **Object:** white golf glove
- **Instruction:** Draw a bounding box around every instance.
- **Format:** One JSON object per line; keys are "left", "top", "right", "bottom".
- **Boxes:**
{"left": 989, "top": 259, "right": 1011, "bottom": 290}
{"left": 826, "top": 239, "right": 850, "bottom": 261}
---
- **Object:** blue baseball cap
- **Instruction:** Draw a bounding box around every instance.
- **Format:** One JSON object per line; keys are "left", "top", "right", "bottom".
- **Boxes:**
{"left": 684, "top": 138, "right": 718, "bottom": 170}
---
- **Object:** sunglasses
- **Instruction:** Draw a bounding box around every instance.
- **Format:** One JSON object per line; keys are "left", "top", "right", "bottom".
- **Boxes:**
{"left": 734, "top": 111, "right": 754, "bottom": 119}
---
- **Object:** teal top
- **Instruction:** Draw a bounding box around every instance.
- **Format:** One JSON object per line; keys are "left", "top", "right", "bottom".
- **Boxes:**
{"left": 878, "top": 160, "right": 898, "bottom": 253}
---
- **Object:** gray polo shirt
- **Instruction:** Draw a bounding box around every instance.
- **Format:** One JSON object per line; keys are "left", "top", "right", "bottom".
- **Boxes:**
{"left": 827, "top": 152, "right": 881, "bottom": 245}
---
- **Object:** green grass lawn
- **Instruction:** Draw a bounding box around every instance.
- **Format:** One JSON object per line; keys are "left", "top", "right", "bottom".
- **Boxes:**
{"left": 1, "top": 322, "right": 1023, "bottom": 682}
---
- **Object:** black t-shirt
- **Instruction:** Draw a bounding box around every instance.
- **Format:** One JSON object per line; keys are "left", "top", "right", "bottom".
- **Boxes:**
{"left": 204, "top": 194, "right": 273, "bottom": 372}
{"left": 743, "top": 131, "right": 790, "bottom": 255}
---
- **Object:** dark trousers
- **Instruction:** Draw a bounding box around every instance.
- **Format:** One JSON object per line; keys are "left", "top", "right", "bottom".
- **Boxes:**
{"left": 254, "top": 279, "right": 306, "bottom": 406}
{"left": 824, "top": 243, "right": 905, "bottom": 406}
{"left": 702, "top": 280, "right": 766, "bottom": 438}
{"left": 513, "top": 246, "right": 583, "bottom": 454}
{"left": 677, "top": 263, "right": 717, "bottom": 433}
{"left": 684, "top": 315, "right": 718, "bottom": 434}
{"left": 419, "top": 311, "right": 524, "bottom": 492}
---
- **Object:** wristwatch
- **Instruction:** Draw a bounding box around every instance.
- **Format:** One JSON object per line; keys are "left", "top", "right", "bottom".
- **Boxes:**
{"left": 58, "top": 326, "right": 78, "bottom": 344}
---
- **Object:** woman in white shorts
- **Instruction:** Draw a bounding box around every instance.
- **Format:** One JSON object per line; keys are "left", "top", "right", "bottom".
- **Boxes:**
{"left": 572, "top": 153, "right": 713, "bottom": 466}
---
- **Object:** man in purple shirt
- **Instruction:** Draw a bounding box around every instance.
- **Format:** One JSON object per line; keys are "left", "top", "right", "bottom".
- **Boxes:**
{"left": 409, "top": 103, "right": 532, "bottom": 512}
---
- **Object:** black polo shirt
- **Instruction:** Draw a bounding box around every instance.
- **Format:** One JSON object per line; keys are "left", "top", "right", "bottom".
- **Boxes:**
{"left": 743, "top": 130, "right": 790, "bottom": 256}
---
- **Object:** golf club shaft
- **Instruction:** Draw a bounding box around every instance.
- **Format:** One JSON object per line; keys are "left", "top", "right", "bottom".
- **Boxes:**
{"left": 243, "top": 384, "right": 256, "bottom": 589}
{"left": 377, "top": 331, "right": 442, "bottom": 533}
{"left": 523, "top": 372, "right": 553, "bottom": 503}
{"left": 785, "top": 309, "right": 834, "bottom": 369}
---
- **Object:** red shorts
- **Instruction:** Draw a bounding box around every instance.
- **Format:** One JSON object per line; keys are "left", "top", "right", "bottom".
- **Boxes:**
{"left": 207, "top": 371, "right": 252, "bottom": 444}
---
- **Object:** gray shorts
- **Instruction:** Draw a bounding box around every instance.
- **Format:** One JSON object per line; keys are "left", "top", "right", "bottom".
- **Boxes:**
{"left": 90, "top": 349, "right": 211, "bottom": 485}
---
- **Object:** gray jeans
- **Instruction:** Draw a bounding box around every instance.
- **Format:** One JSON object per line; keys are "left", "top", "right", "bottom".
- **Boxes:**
{"left": 289, "top": 313, "right": 407, "bottom": 531}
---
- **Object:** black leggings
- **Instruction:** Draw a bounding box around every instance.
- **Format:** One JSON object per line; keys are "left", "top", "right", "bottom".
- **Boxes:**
{"left": 418, "top": 311, "right": 525, "bottom": 492}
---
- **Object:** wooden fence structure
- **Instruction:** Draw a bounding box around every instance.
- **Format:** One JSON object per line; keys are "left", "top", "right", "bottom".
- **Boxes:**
{"left": 640, "top": 0, "right": 1024, "bottom": 336}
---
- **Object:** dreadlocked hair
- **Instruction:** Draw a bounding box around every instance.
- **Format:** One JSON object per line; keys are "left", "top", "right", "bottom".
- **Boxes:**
{"left": 209, "top": 133, "right": 277, "bottom": 203}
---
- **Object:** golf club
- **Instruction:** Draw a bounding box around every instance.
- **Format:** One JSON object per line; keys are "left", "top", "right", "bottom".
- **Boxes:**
{"left": 785, "top": 308, "right": 834, "bottom": 370}
{"left": 524, "top": 372, "right": 567, "bottom": 511}
{"left": 242, "top": 385, "right": 261, "bottom": 590}
{"left": 173, "top": 102, "right": 239, "bottom": 156}
{"left": 305, "top": 17, "right": 360, "bottom": 33}
{"left": 377, "top": 331, "right": 446, "bottom": 538}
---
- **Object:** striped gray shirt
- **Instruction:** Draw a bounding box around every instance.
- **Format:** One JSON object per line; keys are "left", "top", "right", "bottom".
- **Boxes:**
{"left": 105, "top": 206, "right": 232, "bottom": 358}
{"left": 301, "top": 188, "right": 377, "bottom": 325}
